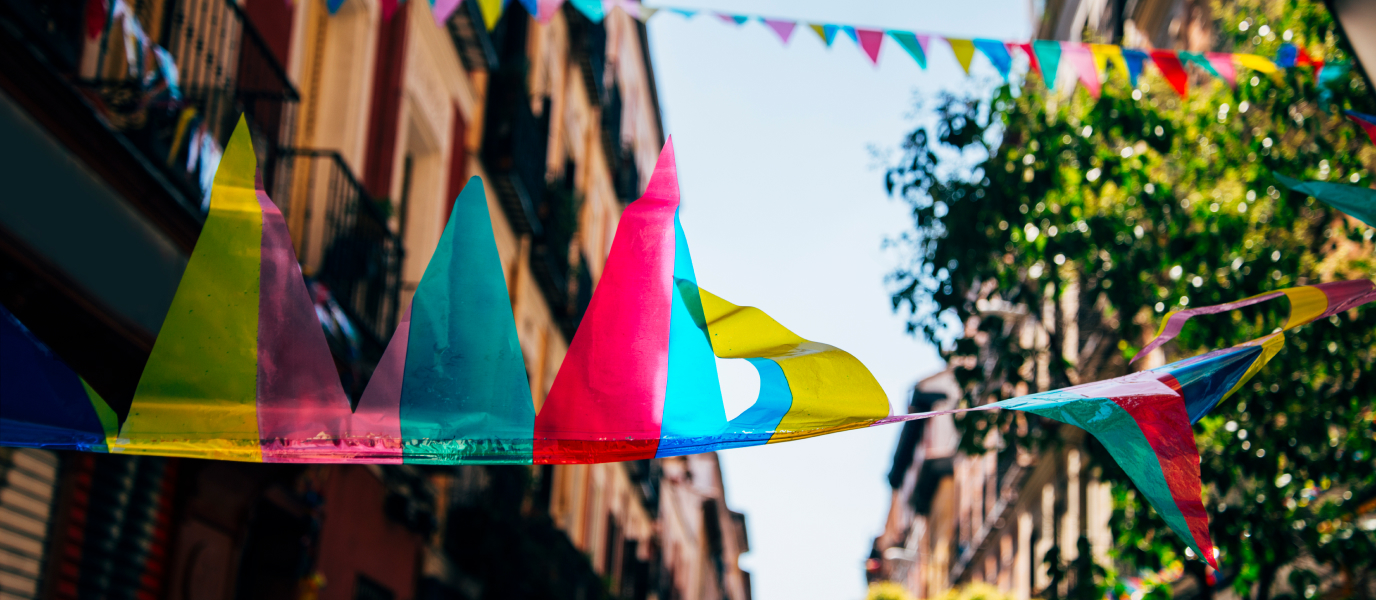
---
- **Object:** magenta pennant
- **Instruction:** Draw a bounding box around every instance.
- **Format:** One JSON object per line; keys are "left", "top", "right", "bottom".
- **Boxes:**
{"left": 763, "top": 18, "right": 796, "bottom": 44}
{"left": 856, "top": 28, "right": 884, "bottom": 65}
{"left": 1206, "top": 52, "right": 1238, "bottom": 88}
{"left": 716, "top": 13, "right": 747, "bottom": 26}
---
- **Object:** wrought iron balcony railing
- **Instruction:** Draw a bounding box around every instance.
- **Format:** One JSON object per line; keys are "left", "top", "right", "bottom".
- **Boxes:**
{"left": 2, "top": 0, "right": 298, "bottom": 216}
{"left": 272, "top": 148, "right": 403, "bottom": 363}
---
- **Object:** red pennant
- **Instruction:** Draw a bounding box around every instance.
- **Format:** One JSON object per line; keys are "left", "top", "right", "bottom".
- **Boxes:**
{"left": 1346, "top": 111, "right": 1376, "bottom": 146}
{"left": 1014, "top": 42, "right": 1040, "bottom": 77}
{"left": 1150, "top": 50, "right": 1189, "bottom": 98}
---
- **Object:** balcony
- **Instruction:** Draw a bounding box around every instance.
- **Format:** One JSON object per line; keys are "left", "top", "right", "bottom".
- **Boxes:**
{"left": 272, "top": 149, "right": 403, "bottom": 367}
{"left": 4, "top": 0, "right": 297, "bottom": 216}
{"left": 0, "top": 0, "right": 303, "bottom": 410}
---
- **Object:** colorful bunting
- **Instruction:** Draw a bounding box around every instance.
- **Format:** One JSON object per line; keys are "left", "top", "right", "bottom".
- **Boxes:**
{"left": 1275, "top": 174, "right": 1376, "bottom": 229}
{"left": 1206, "top": 52, "right": 1238, "bottom": 87}
{"left": 809, "top": 24, "right": 829, "bottom": 46}
{"left": 715, "top": 13, "right": 747, "bottom": 26}
{"left": 1235, "top": 53, "right": 1278, "bottom": 73}
{"left": 973, "top": 39, "right": 1012, "bottom": 80}
{"left": 0, "top": 304, "right": 117, "bottom": 452}
{"left": 1090, "top": 43, "right": 1129, "bottom": 82}
{"left": 478, "top": 0, "right": 504, "bottom": 30}
{"left": 1346, "top": 110, "right": 1376, "bottom": 145}
{"left": 841, "top": 25, "right": 859, "bottom": 46}
{"left": 888, "top": 31, "right": 930, "bottom": 69}
{"left": 432, "top": 0, "right": 463, "bottom": 26}
{"left": 1012, "top": 42, "right": 1040, "bottom": 77}
{"left": 1033, "top": 40, "right": 1062, "bottom": 85}
{"left": 1122, "top": 49, "right": 1148, "bottom": 87}
{"left": 568, "top": 0, "right": 602, "bottom": 22}
{"left": 8, "top": 117, "right": 1376, "bottom": 566}
{"left": 1151, "top": 50, "right": 1189, "bottom": 98}
{"left": 856, "top": 28, "right": 885, "bottom": 65}
{"left": 763, "top": 18, "right": 796, "bottom": 45}
{"left": 667, "top": 8, "right": 696, "bottom": 19}
{"left": 947, "top": 38, "right": 976, "bottom": 75}
{"left": 1064, "top": 43, "right": 1100, "bottom": 98}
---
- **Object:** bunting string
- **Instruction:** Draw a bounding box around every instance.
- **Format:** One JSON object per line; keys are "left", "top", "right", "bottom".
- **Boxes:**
{"left": 399, "top": 0, "right": 1352, "bottom": 101}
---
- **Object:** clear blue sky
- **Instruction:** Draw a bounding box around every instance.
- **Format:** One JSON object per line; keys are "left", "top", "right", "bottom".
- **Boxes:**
{"left": 645, "top": 2, "right": 1030, "bottom": 599}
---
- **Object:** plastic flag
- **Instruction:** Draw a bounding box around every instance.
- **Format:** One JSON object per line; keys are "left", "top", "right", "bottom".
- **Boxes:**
{"left": 888, "top": 31, "right": 930, "bottom": 69}
{"left": 946, "top": 38, "right": 976, "bottom": 75}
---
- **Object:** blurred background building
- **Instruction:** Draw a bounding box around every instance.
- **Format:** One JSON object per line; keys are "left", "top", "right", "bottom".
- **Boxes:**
{"left": 0, "top": 0, "right": 749, "bottom": 598}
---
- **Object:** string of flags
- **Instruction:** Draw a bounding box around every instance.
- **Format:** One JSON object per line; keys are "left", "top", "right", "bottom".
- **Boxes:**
{"left": 637, "top": 6, "right": 1352, "bottom": 99}
{"left": 7, "top": 115, "right": 1376, "bottom": 566}
{"left": 374, "top": 0, "right": 1352, "bottom": 101}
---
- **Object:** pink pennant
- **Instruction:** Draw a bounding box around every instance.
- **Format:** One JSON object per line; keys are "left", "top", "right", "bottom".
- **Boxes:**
{"left": 538, "top": 0, "right": 563, "bottom": 22}
{"left": 716, "top": 12, "right": 746, "bottom": 26}
{"left": 763, "top": 18, "right": 796, "bottom": 44}
{"left": 1064, "top": 43, "right": 1101, "bottom": 98}
{"left": 1206, "top": 52, "right": 1237, "bottom": 88}
{"left": 856, "top": 28, "right": 884, "bottom": 65}
{"left": 380, "top": 0, "right": 398, "bottom": 21}
{"left": 432, "top": 0, "right": 463, "bottom": 26}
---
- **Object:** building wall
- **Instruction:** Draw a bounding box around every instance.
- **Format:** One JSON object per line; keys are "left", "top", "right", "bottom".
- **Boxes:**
{"left": 0, "top": 0, "right": 750, "bottom": 597}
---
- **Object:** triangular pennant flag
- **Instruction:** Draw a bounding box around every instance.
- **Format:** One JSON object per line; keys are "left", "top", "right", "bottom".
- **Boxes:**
{"left": 568, "top": 0, "right": 603, "bottom": 22}
{"left": 537, "top": 0, "right": 564, "bottom": 23}
{"left": 888, "top": 31, "right": 929, "bottom": 69}
{"left": 1276, "top": 43, "right": 1298, "bottom": 68}
{"left": 841, "top": 25, "right": 859, "bottom": 45}
{"left": 393, "top": 176, "right": 534, "bottom": 463}
{"left": 809, "top": 24, "right": 828, "bottom": 45}
{"left": 432, "top": 0, "right": 463, "bottom": 26}
{"left": 380, "top": 0, "right": 400, "bottom": 21}
{"left": 479, "top": 0, "right": 504, "bottom": 29}
{"left": 715, "top": 13, "right": 747, "bottom": 26}
{"left": 1063, "top": 43, "right": 1101, "bottom": 98}
{"left": 973, "top": 38, "right": 1012, "bottom": 80}
{"left": 637, "top": 6, "right": 657, "bottom": 21}
{"left": 1150, "top": 50, "right": 1189, "bottom": 98}
{"left": 946, "top": 38, "right": 976, "bottom": 75}
{"left": 823, "top": 24, "right": 840, "bottom": 46}
{"left": 516, "top": 0, "right": 538, "bottom": 18}
{"left": 1013, "top": 42, "right": 1040, "bottom": 77}
{"left": 537, "top": 139, "right": 685, "bottom": 462}
{"left": 1206, "top": 52, "right": 1238, "bottom": 88}
{"left": 327, "top": 0, "right": 346, "bottom": 13}
{"left": 603, "top": 0, "right": 637, "bottom": 19}
{"left": 667, "top": 8, "right": 696, "bottom": 18}
{"left": 1, "top": 304, "right": 118, "bottom": 451}
{"left": 117, "top": 118, "right": 352, "bottom": 461}
{"left": 856, "top": 28, "right": 885, "bottom": 65}
{"left": 1276, "top": 174, "right": 1376, "bottom": 228}
{"left": 1121, "top": 49, "right": 1148, "bottom": 87}
{"left": 1090, "top": 44, "right": 1129, "bottom": 83}
{"left": 1317, "top": 62, "right": 1350, "bottom": 106}
{"left": 1346, "top": 110, "right": 1376, "bottom": 145}
{"left": 1033, "top": 40, "right": 1062, "bottom": 86}
{"left": 763, "top": 18, "right": 796, "bottom": 44}
{"left": 1235, "top": 53, "right": 1278, "bottom": 74}
{"left": 1179, "top": 51, "right": 1222, "bottom": 80}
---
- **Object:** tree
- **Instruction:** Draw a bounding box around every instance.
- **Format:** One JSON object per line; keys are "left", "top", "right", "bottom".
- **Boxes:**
{"left": 884, "top": 0, "right": 1376, "bottom": 597}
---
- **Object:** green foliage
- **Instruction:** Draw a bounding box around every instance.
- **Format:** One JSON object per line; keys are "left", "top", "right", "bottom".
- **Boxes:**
{"left": 933, "top": 582, "right": 1015, "bottom": 600}
{"left": 885, "top": 0, "right": 1376, "bottom": 597}
{"left": 868, "top": 581, "right": 919, "bottom": 600}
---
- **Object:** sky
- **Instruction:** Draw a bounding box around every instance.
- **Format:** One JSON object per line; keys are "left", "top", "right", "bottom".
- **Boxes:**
{"left": 644, "top": 2, "right": 1031, "bottom": 599}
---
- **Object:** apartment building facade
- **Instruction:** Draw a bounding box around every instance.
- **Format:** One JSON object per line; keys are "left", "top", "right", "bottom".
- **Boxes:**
{"left": 0, "top": 0, "right": 749, "bottom": 598}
